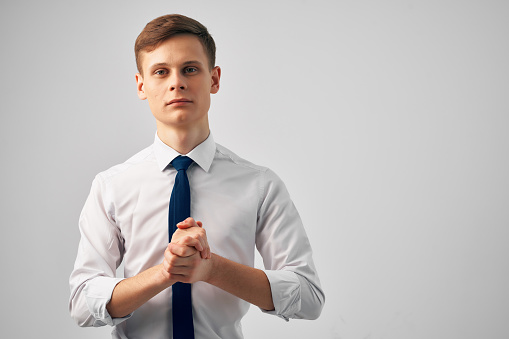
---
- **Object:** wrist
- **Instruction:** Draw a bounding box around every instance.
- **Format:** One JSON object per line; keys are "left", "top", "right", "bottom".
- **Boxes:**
{"left": 204, "top": 253, "right": 220, "bottom": 285}
{"left": 154, "top": 264, "right": 176, "bottom": 288}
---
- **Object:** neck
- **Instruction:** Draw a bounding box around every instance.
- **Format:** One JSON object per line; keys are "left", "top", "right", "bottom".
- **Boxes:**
{"left": 156, "top": 121, "right": 210, "bottom": 155}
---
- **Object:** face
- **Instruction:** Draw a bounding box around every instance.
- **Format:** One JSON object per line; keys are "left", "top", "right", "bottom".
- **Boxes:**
{"left": 136, "top": 34, "right": 220, "bottom": 131}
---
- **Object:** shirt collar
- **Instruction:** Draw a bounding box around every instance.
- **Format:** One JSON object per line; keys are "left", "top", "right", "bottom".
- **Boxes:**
{"left": 153, "top": 132, "right": 216, "bottom": 173}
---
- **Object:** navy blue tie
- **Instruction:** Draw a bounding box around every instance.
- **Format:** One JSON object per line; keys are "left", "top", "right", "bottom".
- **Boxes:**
{"left": 169, "top": 155, "right": 195, "bottom": 339}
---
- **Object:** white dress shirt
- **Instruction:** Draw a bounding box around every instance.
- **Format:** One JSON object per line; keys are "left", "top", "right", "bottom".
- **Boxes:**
{"left": 69, "top": 133, "right": 324, "bottom": 338}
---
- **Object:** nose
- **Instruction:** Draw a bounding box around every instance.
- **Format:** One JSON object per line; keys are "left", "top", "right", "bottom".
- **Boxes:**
{"left": 169, "top": 72, "right": 187, "bottom": 91}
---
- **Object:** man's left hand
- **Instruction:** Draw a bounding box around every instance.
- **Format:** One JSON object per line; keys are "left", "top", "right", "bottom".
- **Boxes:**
{"left": 171, "top": 217, "right": 211, "bottom": 259}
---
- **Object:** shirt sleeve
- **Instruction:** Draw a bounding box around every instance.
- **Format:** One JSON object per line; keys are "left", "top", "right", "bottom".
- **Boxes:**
{"left": 256, "top": 169, "right": 325, "bottom": 321}
{"left": 69, "top": 174, "right": 131, "bottom": 327}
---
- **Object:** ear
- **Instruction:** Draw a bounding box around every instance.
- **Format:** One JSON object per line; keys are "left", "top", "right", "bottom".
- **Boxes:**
{"left": 210, "top": 66, "right": 221, "bottom": 94}
{"left": 135, "top": 73, "right": 147, "bottom": 100}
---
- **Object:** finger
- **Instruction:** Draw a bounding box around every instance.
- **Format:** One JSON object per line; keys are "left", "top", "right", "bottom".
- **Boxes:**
{"left": 170, "top": 242, "right": 200, "bottom": 257}
{"left": 177, "top": 227, "right": 207, "bottom": 254}
{"left": 170, "top": 237, "right": 200, "bottom": 256}
{"left": 171, "top": 245, "right": 197, "bottom": 258}
{"left": 177, "top": 217, "right": 200, "bottom": 229}
{"left": 174, "top": 222, "right": 210, "bottom": 258}
{"left": 196, "top": 237, "right": 209, "bottom": 259}
{"left": 178, "top": 234, "right": 208, "bottom": 259}
{"left": 177, "top": 235, "right": 204, "bottom": 251}
{"left": 192, "top": 221, "right": 208, "bottom": 257}
{"left": 164, "top": 243, "right": 173, "bottom": 260}
{"left": 167, "top": 252, "right": 193, "bottom": 268}
{"left": 167, "top": 266, "right": 189, "bottom": 278}
{"left": 192, "top": 227, "right": 209, "bottom": 259}
{"left": 176, "top": 221, "right": 192, "bottom": 229}
{"left": 169, "top": 273, "right": 186, "bottom": 283}
{"left": 195, "top": 221, "right": 210, "bottom": 258}
{"left": 176, "top": 217, "right": 192, "bottom": 229}
{"left": 168, "top": 268, "right": 194, "bottom": 283}
{"left": 167, "top": 252, "right": 200, "bottom": 271}
{"left": 166, "top": 245, "right": 191, "bottom": 265}
{"left": 193, "top": 229, "right": 208, "bottom": 259}
{"left": 199, "top": 228, "right": 210, "bottom": 259}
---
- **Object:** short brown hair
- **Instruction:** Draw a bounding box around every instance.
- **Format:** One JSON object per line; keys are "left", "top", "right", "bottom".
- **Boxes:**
{"left": 135, "top": 14, "right": 216, "bottom": 74}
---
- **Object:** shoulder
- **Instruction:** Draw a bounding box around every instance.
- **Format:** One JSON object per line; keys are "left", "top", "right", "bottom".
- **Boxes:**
{"left": 94, "top": 144, "right": 156, "bottom": 185}
{"left": 84, "top": 145, "right": 156, "bottom": 220}
{"left": 214, "top": 143, "right": 269, "bottom": 174}
{"left": 213, "top": 143, "right": 286, "bottom": 193}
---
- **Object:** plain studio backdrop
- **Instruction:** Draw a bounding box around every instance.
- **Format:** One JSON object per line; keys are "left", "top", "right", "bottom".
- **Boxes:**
{"left": 1, "top": 1, "right": 508, "bottom": 338}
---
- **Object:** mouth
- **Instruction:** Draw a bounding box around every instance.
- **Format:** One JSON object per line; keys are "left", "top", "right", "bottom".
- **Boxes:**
{"left": 167, "top": 98, "right": 193, "bottom": 105}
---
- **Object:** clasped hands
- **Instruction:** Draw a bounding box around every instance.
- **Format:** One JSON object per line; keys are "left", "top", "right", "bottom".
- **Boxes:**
{"left": 161, "top": 217, "right": 213, "bottom": 285}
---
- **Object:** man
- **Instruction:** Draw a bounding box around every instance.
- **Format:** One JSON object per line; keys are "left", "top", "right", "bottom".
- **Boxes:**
{"left": 69, "top": 14, "right": 324, "bottom": 338}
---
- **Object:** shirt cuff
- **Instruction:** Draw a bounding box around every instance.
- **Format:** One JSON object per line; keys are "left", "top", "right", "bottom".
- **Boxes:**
{"left": 83, "top": 276, "right": 131, "bottom": 327}
{"left": 261, "top": 270, "right": 301, "bottom": 321}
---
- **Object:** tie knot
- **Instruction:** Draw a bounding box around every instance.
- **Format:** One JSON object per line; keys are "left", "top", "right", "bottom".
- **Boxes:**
{"left": 171, "top": 155, "right": 193, "bottom": 171}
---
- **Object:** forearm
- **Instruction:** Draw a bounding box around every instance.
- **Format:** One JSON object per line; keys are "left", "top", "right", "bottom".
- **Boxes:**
{"left": 206, "top": 254, "right": 274, "bottom": 311}
{"left": 106, "top": 264, "right": 174, "bottom": 318}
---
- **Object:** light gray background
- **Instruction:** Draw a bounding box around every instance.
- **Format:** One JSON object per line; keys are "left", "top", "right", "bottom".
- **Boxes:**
{"left": 1, "top": 1, "right": 508, "bottom": 338}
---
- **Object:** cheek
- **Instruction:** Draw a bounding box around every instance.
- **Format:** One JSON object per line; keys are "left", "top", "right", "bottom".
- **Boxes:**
{"left": 198, "top": 83, "right": 212, "bottom": 100}
{"left": 146, "top": 87, "right": 163, "bottom": 102}
{"left": 145, "top": 90, "right": 163, "bottom": 111}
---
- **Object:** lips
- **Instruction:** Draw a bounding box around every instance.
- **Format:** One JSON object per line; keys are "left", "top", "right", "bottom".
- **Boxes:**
{"left": 168, "top": 98, "right": 192, "bottom": 105}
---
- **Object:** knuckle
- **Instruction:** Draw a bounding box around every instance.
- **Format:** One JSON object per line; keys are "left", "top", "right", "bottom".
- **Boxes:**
{"left": 168, "top": 255, "right": 178, "bottom": 266}
{"left": 164, "top": 251, "right": 172, "bottom": 261}
{"left": 183, "top": 237, "right": 197, "bottom": 246}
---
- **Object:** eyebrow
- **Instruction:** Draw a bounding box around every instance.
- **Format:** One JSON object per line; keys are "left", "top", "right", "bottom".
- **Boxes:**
{"left": 183, "top": 60, "right": 204, "bottom": 66}
{"left": 149, "top": 60, "right": 204, "bottom": 70}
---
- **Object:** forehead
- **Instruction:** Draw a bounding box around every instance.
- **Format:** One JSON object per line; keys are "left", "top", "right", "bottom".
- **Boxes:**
{"left": 140, "top": 34, "right": 208, "bottom": 70}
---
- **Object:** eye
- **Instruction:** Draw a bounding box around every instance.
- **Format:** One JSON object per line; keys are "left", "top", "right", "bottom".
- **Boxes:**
{"left": 154, "top": 69, "right": 168, "bottom": 76}
{"left": 184, "top": 67, "right": 198, "bottom": 74}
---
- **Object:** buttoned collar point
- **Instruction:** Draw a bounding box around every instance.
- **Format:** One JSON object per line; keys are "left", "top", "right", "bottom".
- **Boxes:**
{"left": 153, "top": 132, "right": 216, "bottom": 173}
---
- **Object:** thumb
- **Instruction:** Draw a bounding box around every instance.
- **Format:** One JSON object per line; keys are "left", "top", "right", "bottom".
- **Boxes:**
{"left": 177, "top": 217, "right": 197, "bottom": 229}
